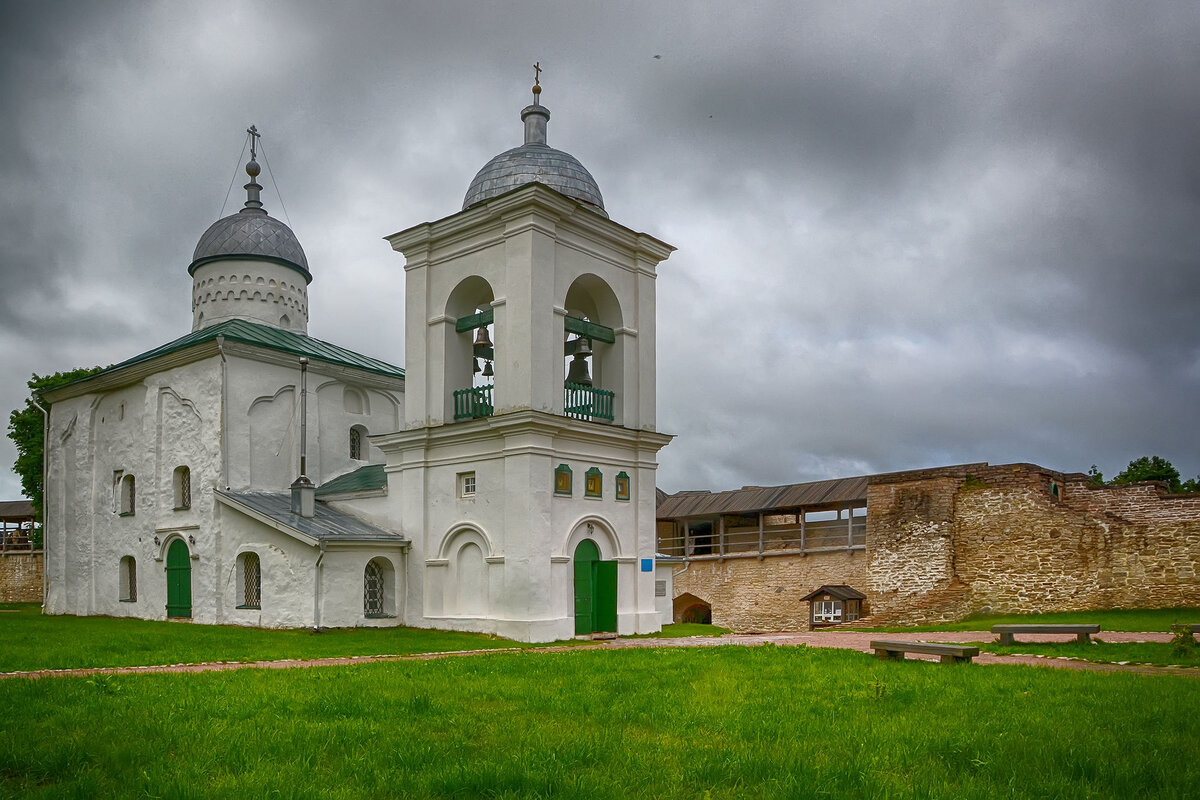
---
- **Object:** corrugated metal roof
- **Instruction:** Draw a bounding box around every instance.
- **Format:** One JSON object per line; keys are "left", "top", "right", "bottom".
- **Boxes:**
{"left": 316, "top": 464, "right": 387, "bottom": 497}
{"left": 88, "top": 319, "right": 404, "bottom": 383}
{"left": 656, "top": 475, "right": 869, "bottom": 519}
{"left": 218, "top": 491, "right": 407, "bottom": 544}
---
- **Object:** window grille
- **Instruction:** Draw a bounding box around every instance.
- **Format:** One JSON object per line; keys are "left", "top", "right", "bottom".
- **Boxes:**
{"left": 240, "top": 552, "right": 261, "bottom": 609}
{"left": 174, "top": 466, "right": 191, "bottom": 510}
{"left": 350, "top": 427, "right": 363, "bottom": 460}
{"left": 364, "top": 560, "right": 385, "bottom": 616}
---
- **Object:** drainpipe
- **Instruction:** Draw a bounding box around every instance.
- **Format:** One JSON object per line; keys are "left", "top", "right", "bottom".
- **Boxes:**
{"left": 31, "top": 398, "right": 48, "bottom": 609}
{"left": 312, "top": 539, "right": 326, "bottom": 631}
{"left": 216, "top": 336, "right": 229, "bottom": 490}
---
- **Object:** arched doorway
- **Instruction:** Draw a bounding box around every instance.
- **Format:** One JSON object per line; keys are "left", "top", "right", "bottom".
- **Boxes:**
{"left": 165, "top": 539, "right": 192, "bottom": 618}
{"left": 573, "top": 539, "right": 616, "bottom": 635}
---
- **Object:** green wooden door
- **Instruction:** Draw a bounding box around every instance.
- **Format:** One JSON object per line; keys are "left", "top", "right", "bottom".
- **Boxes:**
{"left": 573, "top": 539, "right": 598, "bottom": 635}
{"left": 166, "top": 539, "right": 192, "bottom": 618}
{"left": 594, "top": 559, "right": 617, "bottom": 633}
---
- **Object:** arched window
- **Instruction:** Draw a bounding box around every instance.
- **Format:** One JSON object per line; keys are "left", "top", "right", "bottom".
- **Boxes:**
{"left": 237, "top": 552, "right": 261, "bottom": 609}
{"left": 119, "top": 474, "right": 135, "bottom": 516}
{"left": 364, "top": 557, "right": 395, "bottom": 617}
{"left": 118, "top": 556, "right": 136, "bottom": 602}
{"left": 349, "top": 425, "right": 368, "bottom": 461}
{"left": 173, "top": 466, "right": 191, "bottom": 510}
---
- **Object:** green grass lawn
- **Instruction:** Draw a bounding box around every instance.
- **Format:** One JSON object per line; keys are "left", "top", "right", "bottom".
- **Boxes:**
{"left": 857, "top": 606, "right": 1200, "bottom": 633}
{"left": 0, "top": 605, "right": 730, "bottom": 672}
{"left": 978, "top": 639, "right": 1200, "bottom": 668}
{"left": 0, "top": 604, "right": 523, "bottom": 672}
{"left": 1, "top": 645, "right": 1196, "bottom": 799}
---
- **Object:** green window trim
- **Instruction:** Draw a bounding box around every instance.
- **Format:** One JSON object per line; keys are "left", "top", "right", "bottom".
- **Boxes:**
{"left": 615, "top": 471, "right": 630, "bottom": 501}
{"left": 585, "top": 467, "right": 603, "bottom": 498}
{"left": 554, "top": 464, "right": 573, "bottom": 496}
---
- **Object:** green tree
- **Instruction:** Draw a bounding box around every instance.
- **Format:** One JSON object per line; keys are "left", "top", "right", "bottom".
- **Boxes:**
{"left": 8, "top": 367, "right": 103, "bottom": 523}
{"left": 1111, "top": 455, "right": 1185, "bottom": 493}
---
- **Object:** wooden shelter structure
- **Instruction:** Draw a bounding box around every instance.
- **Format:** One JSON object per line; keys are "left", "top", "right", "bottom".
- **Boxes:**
{"left": 0, "top": 501, "right": 37, "bottom": 551}
{"left": 656, "top": 476, "right": 868, "bottom": 560}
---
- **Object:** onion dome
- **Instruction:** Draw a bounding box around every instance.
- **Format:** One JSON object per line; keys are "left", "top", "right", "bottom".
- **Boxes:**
{"left": 188, "top": 152, "right": 311, "bottom": 282}
{"left": 463, "top": 85, "right": 606, "bottom": 217}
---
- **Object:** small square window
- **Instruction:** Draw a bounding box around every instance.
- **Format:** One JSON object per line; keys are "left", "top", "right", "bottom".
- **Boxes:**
{"left": 615, "top": 471, "right": 630, "bottom": 501}
{"left": 459, "top": 472, "right": 476, "bottom": 498}
{"left": 554, "top": 464, "right": 573, "bottom": 495}
{"left": 585, "top": 467, "right": 602, "bottom": 498}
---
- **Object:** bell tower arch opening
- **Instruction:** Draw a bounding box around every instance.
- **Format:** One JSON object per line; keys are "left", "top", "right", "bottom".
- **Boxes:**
{"left": 563, "top": 274, "right": 624, "bottom": 425}
{"left": 445, "top": 276, "right": 496, "bottom": 423}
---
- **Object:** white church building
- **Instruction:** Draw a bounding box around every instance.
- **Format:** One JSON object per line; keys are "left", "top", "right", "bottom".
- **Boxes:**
{"left": 42, "top": 83, "right": 675, "bottom": 642}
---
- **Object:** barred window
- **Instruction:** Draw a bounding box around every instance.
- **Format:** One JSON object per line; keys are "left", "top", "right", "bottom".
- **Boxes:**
{"left": 237, "top": 552, "right": 261, "bottom": 609}
{"left": 364, "top": 560, "right": 384, "bottom": 616}
{"left": 173, "top": 466, "right": 191, "bottom": 510}
{"left": 350, "top": 425, "right": 368, "bottom": 460}
{"left": 119, "top": 556, "right": 137, "bottom": 602}
{"left": 363, "top": 557, "right": 395, "bottom": 617}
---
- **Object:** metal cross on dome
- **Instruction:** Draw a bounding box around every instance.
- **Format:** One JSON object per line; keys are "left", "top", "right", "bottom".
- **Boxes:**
{"left": 247, "top": 124, "right": 260, "bottom": 160}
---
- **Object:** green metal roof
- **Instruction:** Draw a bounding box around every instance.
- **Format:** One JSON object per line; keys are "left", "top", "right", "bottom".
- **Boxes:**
{"left": 316, "top": 463, "right": 387, "bottom": 497}
{"left": 105, "top": 319, "right": 404, "bottom": 379}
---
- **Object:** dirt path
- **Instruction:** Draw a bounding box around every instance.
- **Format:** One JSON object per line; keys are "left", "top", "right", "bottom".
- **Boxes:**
{"left": 2, "top": 630, "right": 1196, "bottom": 681}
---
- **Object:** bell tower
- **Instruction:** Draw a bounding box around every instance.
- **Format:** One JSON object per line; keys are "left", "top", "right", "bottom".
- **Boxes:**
{"left": 376, "top": 73, "right": 674, "bottom": 642}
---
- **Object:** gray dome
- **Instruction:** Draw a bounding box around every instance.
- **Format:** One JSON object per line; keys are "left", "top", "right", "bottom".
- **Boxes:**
{"left": 188, "top": 209, "right": 311, "bottom": 282}
{"left": 463, "top": 143, "right": 606, "bottom": 215}
{"left": 462, "top": 100, "right": 606, "bottom": 217}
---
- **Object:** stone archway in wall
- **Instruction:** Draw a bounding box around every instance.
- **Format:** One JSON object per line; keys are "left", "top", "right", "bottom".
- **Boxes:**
{"left": 673, "top": 592, "right": 711, "bottom": 624}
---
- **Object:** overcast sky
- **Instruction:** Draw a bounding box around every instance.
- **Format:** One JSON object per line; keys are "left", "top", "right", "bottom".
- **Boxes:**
{"left": 1, "top": 1, "right": 1197, "bottom": 497}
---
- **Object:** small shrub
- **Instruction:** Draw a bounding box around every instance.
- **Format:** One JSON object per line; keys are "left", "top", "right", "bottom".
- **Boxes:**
{"left": 1169, "top": 624, "right": 1197, "bottom": 657}
{"left": 961, "top": 474, "right": 991, "bottom": 492}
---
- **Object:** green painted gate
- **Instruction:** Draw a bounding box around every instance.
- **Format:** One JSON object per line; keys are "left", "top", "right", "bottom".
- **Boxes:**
{"left": 573, "top": 539, "right": 616, "bottom": 635}
{"left": 166, "top": 539, "right": 192, "bottom": 618}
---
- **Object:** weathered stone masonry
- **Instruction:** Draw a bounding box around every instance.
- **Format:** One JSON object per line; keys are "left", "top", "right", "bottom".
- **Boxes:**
{"left": 664, "top": 462, "right": 1200, "bottom": 631}
{"left": 0, "top": 553, "right": 43, "bottom": 603}
{"left": 868, "top": 463, "right": 1200, "bottom": 624}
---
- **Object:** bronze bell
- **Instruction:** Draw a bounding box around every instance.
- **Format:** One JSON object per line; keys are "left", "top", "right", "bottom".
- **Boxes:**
{"left": 566, "top": 352, "right": 592, "bottom": 386}
{"left": 472, "top": 358, "right": 481, "bottom": 374}
{"left": 482, "top": 360, "right": 494, "bottom": 377}
{"left": 572, "top": 336, "right": 592, "bottom": 357}
{"left": 473, "top": 325, "right": 492, "bottom": 354}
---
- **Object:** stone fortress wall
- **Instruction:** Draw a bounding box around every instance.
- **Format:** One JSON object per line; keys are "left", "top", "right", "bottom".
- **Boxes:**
{"left": 668, "top": 462, "right": 1200, "bottom": 632}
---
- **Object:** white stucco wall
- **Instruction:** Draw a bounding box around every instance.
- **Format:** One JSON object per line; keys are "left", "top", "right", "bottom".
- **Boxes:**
{"left": 45, "top": 344, "right": 405, "bottom": 627}
{"left": 192, "top": 259, "right": 311, "bottom": 334}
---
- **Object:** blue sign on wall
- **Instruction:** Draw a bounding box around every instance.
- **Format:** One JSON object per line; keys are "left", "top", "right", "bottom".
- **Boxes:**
{"left": 641, "top": 558, "right": 653, "bottom": 572}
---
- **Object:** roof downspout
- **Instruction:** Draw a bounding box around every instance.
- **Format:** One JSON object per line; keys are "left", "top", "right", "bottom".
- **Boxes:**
{"left": 216, "top": 336, "right": 229, "bottom": 490}
{"left": 313, "top": 539, "right": 326, "bottom": 631}
{"left": 31, "top": 398, "right": 48, "bottom": 609}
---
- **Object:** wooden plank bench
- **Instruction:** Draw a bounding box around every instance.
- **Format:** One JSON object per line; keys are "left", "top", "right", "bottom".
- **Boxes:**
{"left": 992, "top": 624, "right": 1100, "bottom": 646}
{"left": 870, "top": 640, "right": 979, "bottom": 664}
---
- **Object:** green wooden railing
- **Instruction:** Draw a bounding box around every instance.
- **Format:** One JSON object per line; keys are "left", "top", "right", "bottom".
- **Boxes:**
{"left": 564, "top": 382, "right": 615, "bottom": 422}
{"left": 453, "top": 384, "right": 494, "bottom": 420}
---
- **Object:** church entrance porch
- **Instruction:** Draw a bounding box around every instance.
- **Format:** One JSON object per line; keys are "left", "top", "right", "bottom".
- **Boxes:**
{"left": 166, "top": 539, "right": 192, "bottom": 618}
{"left": 573, "top": 539, "right": 616, "bottom": 635}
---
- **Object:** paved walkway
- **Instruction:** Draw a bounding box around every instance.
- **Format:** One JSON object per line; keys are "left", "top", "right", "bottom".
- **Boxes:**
{"left": 2, "top": 629, "right": 1196, "bottom": 681}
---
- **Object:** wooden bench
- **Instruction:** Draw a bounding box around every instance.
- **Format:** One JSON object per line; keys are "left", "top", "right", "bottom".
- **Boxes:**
{"left": 870, "top": 640, "right": 979, "bottom": 664}
{"left": 992, "top": 624, "right": 1100, "bottom": 646}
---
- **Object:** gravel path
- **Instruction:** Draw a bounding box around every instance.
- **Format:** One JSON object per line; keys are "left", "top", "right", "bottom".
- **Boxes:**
{"left": 2, "top": 630, "right": 1196, "bottom": 681}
